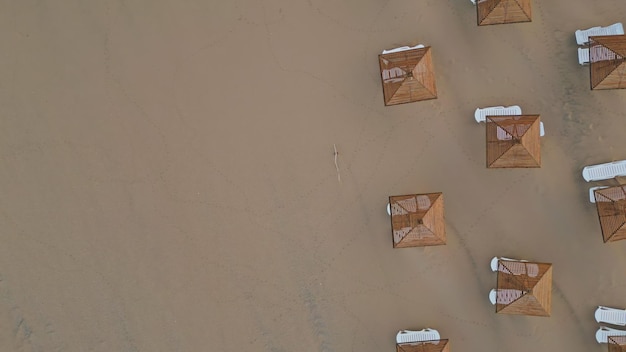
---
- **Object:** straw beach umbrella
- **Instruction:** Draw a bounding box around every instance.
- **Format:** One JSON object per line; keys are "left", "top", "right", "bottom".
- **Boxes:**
{"left": 389, "top": 193, "right": 446, "bottom": 248}
{"left": 495, "top": 259, "right": 552, "bottom": 316}
{"left": 609, "top": 336, "right": 626, "bottom": 352}
{"left": 378, "top": 46, "right": 437, "bottom": 106}
{"left": 476, "top": 0, "right": 532, "bottom": 26}
{"left": 486, "top": 115, "right": 541, "bottom": 168}
{"left": 396, "top": 339, "right": 450, "bottom": 352}
{"left": 592, "top": 185, "right": 626, "bottom": 242}
{"left": 589, "top": 35, "right": 626, "bottom": 90}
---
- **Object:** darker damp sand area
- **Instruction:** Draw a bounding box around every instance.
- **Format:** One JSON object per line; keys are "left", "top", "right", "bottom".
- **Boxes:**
{"left": 1, "top": 1, "right": 626, "bottom": 351}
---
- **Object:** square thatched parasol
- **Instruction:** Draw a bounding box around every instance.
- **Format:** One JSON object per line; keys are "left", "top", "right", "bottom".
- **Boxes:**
{"left": 476, "top": 0, "right": 532, "bottom": 26}
{"left": 609, "top": 336, "right": 626, "bottom": 352}
{"left": 389, "top": 193, "right": 446, "bottom": 248}
{"left": 589, "top": 35, "right": 626, "bottom": 90}
{"left": 378, "top": 47, "right": 437, "bottom": 106}
{"left": 495, "top": 259, "right": 552, "bottom": 316}
{"left": 593, "top": 185, "right": 626, "bottom": 242}
{"left": 486, "top": 115, "right": 541, "bottom": 168}
{"left": 396, "top": 339, "right": 450, "bottom": 352}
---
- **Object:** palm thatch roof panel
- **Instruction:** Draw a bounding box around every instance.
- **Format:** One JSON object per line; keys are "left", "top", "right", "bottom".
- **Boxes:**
{"left": 609, "top": 336, "right": 626, "bottom": 352}
{"left": 591, "top": 35, "right": 626, "bottom": 57}
{"left": 592, "top": 62, "right": 626, "bottom": 90}
{"left": 477, "top": 0, "right": 532, "bottom": 26}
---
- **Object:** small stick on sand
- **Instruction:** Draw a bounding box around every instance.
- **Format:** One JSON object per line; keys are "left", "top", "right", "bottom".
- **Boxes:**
{"left": 333, "top": 144, "right": 341, "bottom": 182}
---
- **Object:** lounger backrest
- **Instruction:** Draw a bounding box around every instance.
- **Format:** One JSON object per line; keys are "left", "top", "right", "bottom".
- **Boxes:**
{"left": 487, "top": 107, "right": 521, "bottom": 116}
{"left": 582, "top": 161, "right": 626, "bottom": 182}
{"left": 600, "top": 309, "right": 626, "bottom": 325}
{"left": 396, "top": 329, "right": 441, "bottom": 343}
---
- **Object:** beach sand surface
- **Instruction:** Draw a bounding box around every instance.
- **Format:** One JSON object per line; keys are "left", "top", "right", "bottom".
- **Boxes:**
{"left": 1, "top": 1, "right": 625, "bottom": 351}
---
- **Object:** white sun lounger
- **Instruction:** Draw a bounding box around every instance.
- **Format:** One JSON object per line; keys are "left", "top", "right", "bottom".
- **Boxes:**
{"left": 490, "top": 256, "right": 528, "bottom": 272}
{"left": 595, "top": 306, "right": 626, "bottom": 326}
{"left": 476, "top": 106, "right": 546, "bottom": 137}
{"left": 578, "top": 47, "right": 590, "bottom": 65}
{"left": 589, "top": 186, "right": 609, "bottom": 203}
{"left": 396, "top": 329, "right": 441, "bottom": 343}
{"left": 596, "top": 326, "right": 626, "bottom": 343}
{"left": 382, "top": 44, "right": 425, "bottom": 55}
{"left": 575, "top": 23, "right": 624, "bottom": 45}
{"left": 582, "top": 160, "right": 626, "bottom": 182}
{"left": 474, "top": 106, "right": 522, "bottom": 123}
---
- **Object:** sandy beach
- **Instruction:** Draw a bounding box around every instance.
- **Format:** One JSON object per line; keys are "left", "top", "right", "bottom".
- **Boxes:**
{"left": 1, "top": 1, "right": 626, "bottom": 351}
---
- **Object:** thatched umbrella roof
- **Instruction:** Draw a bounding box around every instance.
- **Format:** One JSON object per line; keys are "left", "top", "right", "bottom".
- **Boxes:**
{"left": 477, "top": 0, "right": 532, "bottom": 26}
{"left": 378, "top": 47, "right": 437, "bottom": 106}
{"left": 609, "top": 336, "right": 626, "bottom": 352}
{"left": 589, "top": 35, "right": 626, "bottom": 90}
{"left": 593, "top": 185, "right": 626, "bottom": 243}
{"left": 389, "top": 193, "right": 446, "bottom": 248}
{"left": 486, "top": 115, "right": 541, "bottom": 168}
{"left": 397, "top": 339, "right": 450, "bottom": 352}
{"left": 495, "top": 260, "right": 552, "bottom": 316}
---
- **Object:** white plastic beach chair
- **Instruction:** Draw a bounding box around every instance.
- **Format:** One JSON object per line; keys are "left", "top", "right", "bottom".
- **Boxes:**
{"left": 575, "top": 23, "right": 624, "bottom": 45}
{"left": 476, "top": 106, "right": 545, "bottom": 137}
{"left": 582, "top": 160, "right": 626, "bottom": 182}
{"left": 578, "top": 47, "right": 590, "bottom": 65}
{"left": 596, "top": 326, "right": 626, "bottom": 343}
{"left": 490, "top": 256, "right": 527, "bottom": 272}
{"left": 382, "top": 44, "right": 425, "bottom": 55}
{"left": 474, "top": 105, "right": 522, "bottom": 123}
{"left": 589, "top": 186, "right": 609, "bottom": 203}
{"left": 396, "top": 329, "right": 441, "bottom": 343}
{"left": 595, "top": 306, "right": 626, "bottom": 326}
